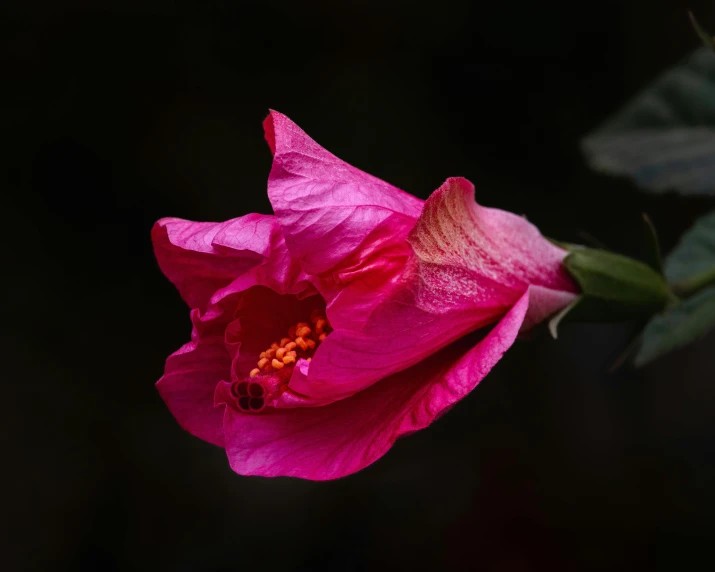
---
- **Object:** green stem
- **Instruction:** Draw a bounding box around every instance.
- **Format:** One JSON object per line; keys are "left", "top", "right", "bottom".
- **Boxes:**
{"left": 671, "top": 266, "right": 715, "bottom": 299}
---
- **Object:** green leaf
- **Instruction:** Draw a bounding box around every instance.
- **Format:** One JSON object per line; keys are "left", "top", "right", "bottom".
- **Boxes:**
{"left": 634, "top": 287, "right": 715, "bottom": 366}
{"left": 582, "top": 48, "right": 715, "bottom": 195}
{"left": 635, "top": 209, "right": 715, "bottom": 365}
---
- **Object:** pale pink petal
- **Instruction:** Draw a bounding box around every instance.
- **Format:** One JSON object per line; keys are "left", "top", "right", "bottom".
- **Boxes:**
{"left": 152, "top": 213, "right": 282, "bottom": 310}
{"left": 156, "top": 311, "right": 230, "bottom": 447}
{"left": 216, "top": 290, "right": 530, "bottom": 480}
{"left": 408, "top": 177, "right": 576, "bottom": 297}
{"left": 263, "top": 110, "right": 423, "bottom": 275}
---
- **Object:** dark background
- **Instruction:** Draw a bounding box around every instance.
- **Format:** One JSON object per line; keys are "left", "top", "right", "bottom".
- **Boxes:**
{"left": 4, "top": 1, "right": 715, "bottom": 570}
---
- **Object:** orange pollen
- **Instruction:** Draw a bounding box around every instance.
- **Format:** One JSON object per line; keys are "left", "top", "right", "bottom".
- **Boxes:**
{"left": 253, "top": 312, "right": 332, "bottom": 373}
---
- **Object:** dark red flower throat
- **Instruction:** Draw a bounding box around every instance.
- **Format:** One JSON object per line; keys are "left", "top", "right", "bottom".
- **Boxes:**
{"left": 225, "top": 286, "right": 331, "bottom": 412}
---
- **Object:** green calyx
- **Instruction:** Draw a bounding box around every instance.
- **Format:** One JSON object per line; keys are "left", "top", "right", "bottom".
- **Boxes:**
{"left": 564, "top": 248, "right": 672, "bottom": 316}
{"left": 550, "top": 248, "right": 673, "bottom": 339}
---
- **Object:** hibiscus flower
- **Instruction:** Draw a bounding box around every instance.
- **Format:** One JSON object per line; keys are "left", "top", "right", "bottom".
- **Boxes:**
{"left": 152, "top": 111, "right": 577, "bottom": 480}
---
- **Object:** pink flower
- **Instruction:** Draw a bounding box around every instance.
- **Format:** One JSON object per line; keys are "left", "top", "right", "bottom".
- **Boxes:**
{"left": 152, "top": 111, "right": 578, "bottom": 480}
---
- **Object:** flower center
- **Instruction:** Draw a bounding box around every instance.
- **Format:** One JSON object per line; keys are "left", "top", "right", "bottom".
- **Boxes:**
{"left": 231, "top": 310, "right": 331, "bottom": 412}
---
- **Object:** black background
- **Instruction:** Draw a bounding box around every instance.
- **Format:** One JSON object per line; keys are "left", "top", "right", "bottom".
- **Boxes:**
{"left": 4, "top": 1, "right": 715, "bottom": 570}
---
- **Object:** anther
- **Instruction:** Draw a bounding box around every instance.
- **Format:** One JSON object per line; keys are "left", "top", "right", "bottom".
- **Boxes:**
{"left": 247, "top": 311, "right": 331, "bottom": 402}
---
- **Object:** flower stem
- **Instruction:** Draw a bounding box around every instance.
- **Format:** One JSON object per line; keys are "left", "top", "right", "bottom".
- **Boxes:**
{"left": 671, "top": 266, "right": 715, "bottom": 299}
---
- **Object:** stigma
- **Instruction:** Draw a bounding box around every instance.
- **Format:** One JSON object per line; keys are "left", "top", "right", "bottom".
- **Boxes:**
{"left": 232, "top": 309, "right": 331, "bottom": 412}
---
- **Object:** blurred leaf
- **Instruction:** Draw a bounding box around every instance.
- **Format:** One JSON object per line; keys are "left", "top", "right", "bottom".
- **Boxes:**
{"left": 634, "top": 287, "right": 715, "bottom": 366}
{"left": 664, "top": 209, "right": 715, "bottom": 283}
{"left": 635, "top": 210, "right": 715, "bottom": 365}
{"left": 582, "top": 48, "right": 715, "bottom": 195}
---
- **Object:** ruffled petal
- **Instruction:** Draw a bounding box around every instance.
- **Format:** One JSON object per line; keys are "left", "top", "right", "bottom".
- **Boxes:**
{"left": 155, "top": 218, "right": 323, "bottom": 443}
{"left": 152, "top": 213, "right": 283, "bottom": 311}
{"left": 217, "top": 290, "right": 530, "bottom": 480}
{"left": 156, "top": 312, "right": 230, "bottom": 447}
{"left": 264, "top": 110, "right": 423, "bottom": 276}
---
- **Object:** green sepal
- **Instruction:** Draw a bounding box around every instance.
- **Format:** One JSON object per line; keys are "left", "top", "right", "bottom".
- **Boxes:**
{"left": 641, "top": 214, "right": 664, "bottom": 275}
{"left": 563, "top": 248, "right": 671, "bottom": 320}
{"left": 689, "top": 11, "right": 715, "bottom": 51}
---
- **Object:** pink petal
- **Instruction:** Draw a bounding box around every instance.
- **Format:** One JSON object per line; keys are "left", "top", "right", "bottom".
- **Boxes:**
{"left": 216, "top": 290, "right": 530, "bottom": 480}
{"left": 291, "top": 274, "right": 496, "bottom": 402}
{"left": 152, "top": 213, "right": 282, "bottom": 311}
{"left": 263, "top": 110, "right": 423, "bottom": 275}
{"left": 156, "top": 310, "right": 230, "bottom": 447}
{"left": 290, "top": 177, "right": 577, "bottom": 402}
{"left": 408, "top": 177, "right": 576, "bottom": 297}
